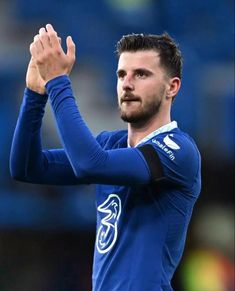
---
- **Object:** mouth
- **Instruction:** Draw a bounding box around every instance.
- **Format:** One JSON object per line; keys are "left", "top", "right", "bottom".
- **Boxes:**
{"left": 121, "top": 94, "right": 140, "bottom": 104}
{"left": 121, "top": 99, "right": 140, "bottom": 104}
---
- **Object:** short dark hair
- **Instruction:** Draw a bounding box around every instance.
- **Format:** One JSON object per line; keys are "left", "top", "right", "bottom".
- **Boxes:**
{"left": 116, "top": 32, "right": 182, "bottom": 79}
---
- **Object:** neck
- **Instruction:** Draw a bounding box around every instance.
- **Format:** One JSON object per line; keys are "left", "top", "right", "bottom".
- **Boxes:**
{"left": 127, "top": 111, "right": 171, "bottom": 147}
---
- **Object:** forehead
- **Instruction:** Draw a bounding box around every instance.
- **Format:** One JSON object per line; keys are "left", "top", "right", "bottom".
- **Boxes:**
{"left": 117, "top": 50, "right": 160, "bottom": 71}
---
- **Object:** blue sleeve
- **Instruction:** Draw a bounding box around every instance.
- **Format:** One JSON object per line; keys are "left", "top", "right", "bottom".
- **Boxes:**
{"left": 147, "top": 133, "right": 201, "bottom": 192}
{"left": 10, "top": 88, "right": 88, "bottom": 185}
{"left": 46, "top": 75, "right": 152, "bottom": 186}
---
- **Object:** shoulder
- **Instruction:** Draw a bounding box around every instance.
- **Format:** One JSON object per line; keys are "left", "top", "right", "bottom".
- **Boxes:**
{"left": 149, "top": 128, "right": 201, "bottom": 163}
{"left": 139, "top": 127, "right": 201, "bottom": 190}
{"left": 96, "top": 130, "right": 128, "bottom": 149}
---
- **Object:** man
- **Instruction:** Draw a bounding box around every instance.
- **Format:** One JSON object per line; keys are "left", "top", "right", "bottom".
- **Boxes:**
{"left": 10, "top": 24, "right": 201, "bottom": 291}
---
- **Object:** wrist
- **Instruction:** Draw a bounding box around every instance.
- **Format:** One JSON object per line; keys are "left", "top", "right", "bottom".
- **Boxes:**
{"left": 45, "top": 75, "right": 72, "bottom": 101}
{"left": 45, "top": 75, "right": 70, "bottom": 92}
{"left": 26, "top": 86, "right": 47, "bottom": 96}
{"left": 25, "top": 87, "right": 48, "bottom": 98}
{"left": 44, "top": 74, "right": 69, "bottom": 85}
{"left": 26, "top": 85, "right": 46, "bottom": 95}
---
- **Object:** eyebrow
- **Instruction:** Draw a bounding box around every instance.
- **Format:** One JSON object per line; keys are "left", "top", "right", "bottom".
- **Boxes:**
{"left": 116, "top": 68, "right": 153, "bottom": 76}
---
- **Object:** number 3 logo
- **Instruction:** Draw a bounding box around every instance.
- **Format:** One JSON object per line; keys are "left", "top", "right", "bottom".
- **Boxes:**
{"left": 96, "top": 194, "right": 122, "bottom": 254}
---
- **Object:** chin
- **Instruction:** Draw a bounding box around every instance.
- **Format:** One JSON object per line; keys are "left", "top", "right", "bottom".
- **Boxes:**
{"left": 120, "top": 105, "right": 160, "bottom": 124}
{"left": 120, "top": 112, "right": 147, "bottom": 123}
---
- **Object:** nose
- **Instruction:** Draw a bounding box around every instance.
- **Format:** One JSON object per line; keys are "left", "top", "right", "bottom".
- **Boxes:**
{"left": 122, "top": 75, "right": 134, "bottom": 91}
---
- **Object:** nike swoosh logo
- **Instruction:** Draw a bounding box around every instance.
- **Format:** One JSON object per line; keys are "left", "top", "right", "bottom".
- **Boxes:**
{"left": 163, "top": 134, "right": 180, "bottom": 150}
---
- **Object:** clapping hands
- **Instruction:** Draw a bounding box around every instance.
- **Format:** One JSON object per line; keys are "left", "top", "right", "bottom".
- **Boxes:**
{"left": 26, "top": 24, "right": 76, "bottom": 94}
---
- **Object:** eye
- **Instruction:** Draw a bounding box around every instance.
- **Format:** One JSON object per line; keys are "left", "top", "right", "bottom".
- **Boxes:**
{"left": 117, "top": 70, "right": 126, "bottom": 80}
{"left": 135, "top": 70, "right": 149, "bottom": 79}
{"left": 136, "top": 72, "right": 145, "bottom": 78}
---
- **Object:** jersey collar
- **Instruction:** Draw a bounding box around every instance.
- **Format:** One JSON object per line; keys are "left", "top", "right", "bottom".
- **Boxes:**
{"left": 128, "top": 121, "right": 178, "bottom": 148}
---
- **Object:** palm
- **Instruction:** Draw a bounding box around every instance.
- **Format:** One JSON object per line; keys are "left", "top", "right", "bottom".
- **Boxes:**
{"left": 26, "top": 57, "right": 46, "bottom": 94}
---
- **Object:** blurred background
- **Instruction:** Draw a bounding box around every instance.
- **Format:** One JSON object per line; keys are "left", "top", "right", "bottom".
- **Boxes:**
{"left": 0, "top": 0, "right": 234, "bottom": 290}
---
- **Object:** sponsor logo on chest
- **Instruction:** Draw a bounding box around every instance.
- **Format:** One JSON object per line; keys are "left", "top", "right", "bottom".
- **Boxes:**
{"left": 96, "top": 194, "right": 122, "bottom": 254}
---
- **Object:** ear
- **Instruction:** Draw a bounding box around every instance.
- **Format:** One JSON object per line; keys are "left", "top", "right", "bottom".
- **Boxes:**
{"left": 166, "top": 77, "right": 181, "bottom": 99}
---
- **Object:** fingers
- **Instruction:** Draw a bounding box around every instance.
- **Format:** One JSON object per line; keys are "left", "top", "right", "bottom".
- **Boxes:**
{"left": 66, "top": 36, "right": 76, "bottom": 60}
{"left": 30, "top": 24, "right": 74, "bottom": 67}
{"left": 39, "top": 27, "right": 51, "bottom": 49}
{"left": 30, "top": 42, "right": 37, "bottom": 59}
{"left": 34, "top": 24, "right": 61, "bottom": 52}
{"left": 34, "top": 34, "right": 44, "bottom": 52}
{"left": 30, "top": 24, "right": 63, "bottom": 58}
{"left": 46, "top": 24, "right": 61, "bottom": 50}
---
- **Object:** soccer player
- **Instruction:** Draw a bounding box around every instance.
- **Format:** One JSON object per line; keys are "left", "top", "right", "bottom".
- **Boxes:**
{"left": 10, "top": 24, "right": 201, "bottom": 291}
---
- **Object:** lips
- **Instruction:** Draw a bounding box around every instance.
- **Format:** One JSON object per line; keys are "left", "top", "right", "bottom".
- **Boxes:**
{"left": 121, "top": 99, "right": 140, "bottom": 103}
{"left": 121, "top": 94, "right": 140, "bottom": 103}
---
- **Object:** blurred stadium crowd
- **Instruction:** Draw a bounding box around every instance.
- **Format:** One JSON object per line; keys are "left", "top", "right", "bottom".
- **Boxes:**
{"left": 0, "top": 0, "right": 234, "bottom": 290}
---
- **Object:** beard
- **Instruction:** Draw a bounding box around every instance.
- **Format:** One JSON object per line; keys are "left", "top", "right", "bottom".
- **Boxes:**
{"left": 120, "top": 99, "right": 162, "bottom": 123}
{"left": 118, "top": 87, "right": 165, "bottom": 124}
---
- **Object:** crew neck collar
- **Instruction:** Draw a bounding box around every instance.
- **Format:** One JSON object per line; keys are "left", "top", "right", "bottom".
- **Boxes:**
{"left": 128, "top": 121, "right": 178, "bottom": 148}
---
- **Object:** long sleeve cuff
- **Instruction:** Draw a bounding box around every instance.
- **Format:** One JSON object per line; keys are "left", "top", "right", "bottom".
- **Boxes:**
{"left": 19, "top": 88, "right": 48, "bottom": 132}
{"left": 24, "top": 87, "right": 48, "bottom": 105}
{"left": 45, "top": 75, "right": 72, "bottom": 112}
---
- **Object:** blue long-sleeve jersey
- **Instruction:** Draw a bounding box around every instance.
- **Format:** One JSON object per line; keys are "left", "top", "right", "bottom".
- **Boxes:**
{"left": 10, "top": 75, "right": 201, "bottom": 291}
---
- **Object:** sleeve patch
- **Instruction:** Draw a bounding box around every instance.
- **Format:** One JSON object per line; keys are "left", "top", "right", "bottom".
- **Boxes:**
{"left": 138, "top": 144, "right": 165, "bottom": 182}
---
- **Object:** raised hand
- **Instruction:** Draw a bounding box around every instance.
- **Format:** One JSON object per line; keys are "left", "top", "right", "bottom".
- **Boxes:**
{"left": 30, "top": 24, "right": 76, "bottom": 83}
{"left": 26, "top": 55, "right": 46, "bottom": 95}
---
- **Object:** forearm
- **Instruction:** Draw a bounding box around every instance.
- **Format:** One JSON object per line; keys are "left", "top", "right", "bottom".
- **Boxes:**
{"left": 10, "top": 88, "right": 82, "bottom": 185}
{"left": 10, "top": 88, "right": 48, "bottom": 181}
{"left": 47, "top": 76, "right": 151, "bottom": 185}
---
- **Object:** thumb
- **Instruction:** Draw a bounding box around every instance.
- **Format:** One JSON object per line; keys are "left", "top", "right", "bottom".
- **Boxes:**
{"left": 66, "top": 36, "right": 76, "bottom": 60}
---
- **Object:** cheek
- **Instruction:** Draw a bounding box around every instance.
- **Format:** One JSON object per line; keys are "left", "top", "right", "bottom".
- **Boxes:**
{"left": 148, "top": 82, "right": 166, "bottom": 97}
{"left": 117, "top": 79, "right": 122, "bottom": 92}
{"left": 138, "top": 80, "right": 156, "bottom": 93}
{"left": 117, "top": 82, "right": 122, "bottom": 102}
